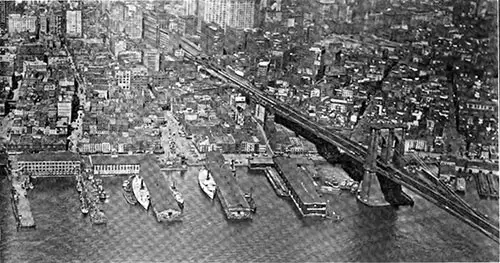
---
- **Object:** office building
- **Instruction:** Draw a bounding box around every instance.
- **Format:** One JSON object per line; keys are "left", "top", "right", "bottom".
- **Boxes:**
{"left": 0, "top": 0, "right": 15, "bottom": 32}
{"left": 66, "top": 10, "right": 82, "bottom": 37}
{"left": 184, "top": 0, "right": 198, "bottom": 16}
{"left": 201, "top": 0, "right": 256, "bottom": 30}
{"left": 8, "top": 14, "right": 37, "bottom": 35}
{"left": 143, "top": 49, "right": 160, "bottom": 72}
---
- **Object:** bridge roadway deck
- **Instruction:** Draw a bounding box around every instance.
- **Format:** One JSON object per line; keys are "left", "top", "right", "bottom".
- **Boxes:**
{"left": 180, "top": 44, "right": 499, "bottom": 242}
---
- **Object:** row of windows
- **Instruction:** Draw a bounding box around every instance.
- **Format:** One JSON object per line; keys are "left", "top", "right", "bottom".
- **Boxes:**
{"left": 20, "top": 161, "right": 80, "bottom": 166}
{"left": 94, "top": 164, "right": 140, "bottom": 171}
{"left": 467, "top": 104, "right": 495, "bottom": 110}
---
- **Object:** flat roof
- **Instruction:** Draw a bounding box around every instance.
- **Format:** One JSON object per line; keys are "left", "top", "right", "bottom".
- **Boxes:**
{"left": 90, "top": 154, "right": 143, "bottom": 165}
{"left": 274, "top": 157, "right": 324, "bottom": 205}
{"left": 140, "top": 155, "right": 178, "bottom": 211}
{"left": 207, "top": 162, "right": 249, "bottom": 210}
{"left": 249, "top": 158, "right": 274, "bottom": 164}
{"left": 17, "top": 152, "right": 80, "bottom": 162}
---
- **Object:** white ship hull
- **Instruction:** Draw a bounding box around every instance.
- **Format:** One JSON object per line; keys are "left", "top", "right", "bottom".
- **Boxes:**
{"left": 132, "top": 175, "right": 150, "bottom": 210}
{"left": 198, "top": 168, "right": 217, "bottom": 200}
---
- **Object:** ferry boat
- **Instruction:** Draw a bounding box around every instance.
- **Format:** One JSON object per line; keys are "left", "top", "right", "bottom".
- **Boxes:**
{"left": 198, "top": 168, "right": 217, "bottom": 200}
{"left": 132, "top": 175, "right": 150, "bottom": 210}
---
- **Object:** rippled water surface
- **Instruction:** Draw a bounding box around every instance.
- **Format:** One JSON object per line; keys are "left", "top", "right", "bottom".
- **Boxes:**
{"left": 0, "top": 167, "right": 498, "bottom": 262}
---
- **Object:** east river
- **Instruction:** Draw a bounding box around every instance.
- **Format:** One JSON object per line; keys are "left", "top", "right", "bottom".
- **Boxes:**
{"left": 0, "top": 166, "right": 498, "bottom": 262}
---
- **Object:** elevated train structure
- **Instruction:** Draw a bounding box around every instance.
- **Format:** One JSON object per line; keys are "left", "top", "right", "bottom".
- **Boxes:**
{"left": 178, "top": 39, "right": 499, "bottom": 243}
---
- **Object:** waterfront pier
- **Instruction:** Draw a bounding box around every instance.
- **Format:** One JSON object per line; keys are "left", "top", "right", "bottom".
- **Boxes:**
{"left": 141, "top": 155, "right": 183, "bottom": 223}
{"left": 8, "top": 156, "right": 35, "bottom": 230}
{"left": 274, "top": 157, "right": 327, "bottom": 218}
{"left": 206, "top": 153, "right": 252, "bottom": 220}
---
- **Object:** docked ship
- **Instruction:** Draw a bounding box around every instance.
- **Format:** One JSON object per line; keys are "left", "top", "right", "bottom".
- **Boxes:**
{"left": 170, "top": 183, "right": 185, "bottom": 210}
{"left": 132, "top": 175, "right": 150, "bottom": 210}
{"left": 122, "top": 177, "right": 137, "bottom": 205}
{"left": 80, "top": 194, "right": 89, "bottom": 215}
{"left": 198, "top": 168, "right": 217, "bottom": 200}
{"left": 141, "top": 156, "right": 183, "bottom": 223}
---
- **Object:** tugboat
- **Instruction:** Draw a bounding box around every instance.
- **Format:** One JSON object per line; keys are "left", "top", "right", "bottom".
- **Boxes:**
{"left": 170, "top": 181, "right": 185, "bottom": 211}
{"left": 80, "top": 196, "right": 89, "bottom": 215}
{"left": 198, "top": 168, "right": 217, "bottom": 200}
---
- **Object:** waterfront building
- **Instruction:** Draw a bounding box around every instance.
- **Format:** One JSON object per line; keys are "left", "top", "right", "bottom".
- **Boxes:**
{"left": 274, "top": 157, "right": 327, "bottom": 217}
{"left": 89, "top": 155, "right": 141, "bottom": 176}
{"left": 17, "top": 152, "right": 81, "bottom": 177}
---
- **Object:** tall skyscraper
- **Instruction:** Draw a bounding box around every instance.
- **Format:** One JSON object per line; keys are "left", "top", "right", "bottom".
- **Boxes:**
{"left": 66, "top": 10, "right": 82, "bottom": 37}
{"left": 125, "top": 4, "right": 143, "bottom": 39}
{"left": 184, "top": 0, "right": 198, "bottom": 16}
{"left": 0, "top": 0, "right": 15, "bottom": 32}
{"left": 201, "top": 0, "right": 256, "bottom": 30}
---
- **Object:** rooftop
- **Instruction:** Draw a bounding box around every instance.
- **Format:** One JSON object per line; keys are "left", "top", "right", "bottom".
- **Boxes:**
{"left": 274, "top": 157, "right": 324, "bottom": 205}
{"left": 17, "top": 152, "right": 80, "bottom": 162}
{"left": 207, "top": 162, "right": 249, "bottom": 210}
{"left": 89, "top": 154, "right": 143, "bottom": 165}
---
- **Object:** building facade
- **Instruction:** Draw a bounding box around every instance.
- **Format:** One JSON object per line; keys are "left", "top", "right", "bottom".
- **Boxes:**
{"left": 201, "top": 0, "right": 256, "bottom": 30}
{"left": 8, "top": 14, "right": 37, "bottom": 35}
{"left": 66, "top": 10, "right": 82, "bottom": 37}
{"left": 17, "top": 152, "right": 81, "bottom": 177}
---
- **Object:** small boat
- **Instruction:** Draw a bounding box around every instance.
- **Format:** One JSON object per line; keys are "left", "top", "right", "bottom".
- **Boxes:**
{"left": 198, "top": 168, "right": 217, "bottom": 200}
{"left": 154, "top": 208, "right": 182, "bottom": 223}
{"left": 123, "top": 191, "right": 137, "bottom": 205}
{"left": 132, "top": 175, "right": 150, "bottom": 210}
{"left": 170, "top": 183, "right": 185, "bottom": 210}
{"left": 76, "top": 181, "right": 83, "bottom": 193}
{"left": 91, "top": 210, "right": 108, "bottom": 225}
{"left": 99, "top": 191, "right": 107, "bottom": 200}
{"left": 81, "top": 204, "right": 89, "bottom": 214}
{"left": 81, "top": 197, "right": 89, "bottom": 214}
{"left": 244, "top": 192, "right": 257, "bottom": 213}
{"left": 122, "top": 180, "right": 130, "bottom": 191}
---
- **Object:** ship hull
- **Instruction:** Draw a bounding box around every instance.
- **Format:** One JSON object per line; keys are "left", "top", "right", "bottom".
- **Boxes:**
{"left": 198, "top": 168, "right": 217, "bottom": 200}
{"left": 132, "top": 175, "right": 150, "bottom": 210}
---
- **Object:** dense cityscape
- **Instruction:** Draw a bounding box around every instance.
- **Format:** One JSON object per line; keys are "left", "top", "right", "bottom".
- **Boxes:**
{"left": 0, "top": 0, "right": 498, "bottom": 262}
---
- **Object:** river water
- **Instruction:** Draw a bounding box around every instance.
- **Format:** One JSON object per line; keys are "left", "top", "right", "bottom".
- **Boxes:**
{"left": 0, "top": 166, "right": 498, "bottom": 262}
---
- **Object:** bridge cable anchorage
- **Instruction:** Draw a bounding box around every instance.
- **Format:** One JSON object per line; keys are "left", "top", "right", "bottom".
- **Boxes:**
{"left": 181, "top": 46, "right": 499, "bottom": 243}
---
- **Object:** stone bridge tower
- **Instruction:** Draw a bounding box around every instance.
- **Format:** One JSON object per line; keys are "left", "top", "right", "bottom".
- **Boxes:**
{"left": 357, "top": 122, "right": 406, "bottom": 206}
